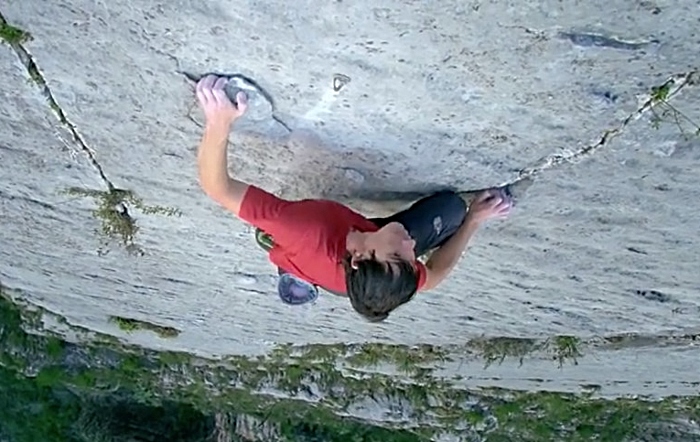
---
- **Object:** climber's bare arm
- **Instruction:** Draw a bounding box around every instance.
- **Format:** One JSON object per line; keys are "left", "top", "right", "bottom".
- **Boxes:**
{"left": 422, "top": 216, "right": 481, "bottom": 291}
{"left": 197, "top": 121, "right": 250, "bottom": 215}
{"left": 196, "top": 75, "right": 251, "bottom": 216}
{"left": 422, "top": 190, "right": 512, "bottom": 291}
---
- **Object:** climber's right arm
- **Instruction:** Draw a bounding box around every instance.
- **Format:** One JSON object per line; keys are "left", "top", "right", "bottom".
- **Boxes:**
{"left": 197, "top": 120, "right": 251, "bottom": 216}
{"left": 195, "top": 75, "right": 292, "bottom": 231}
{"left": 195, "top": 74, "right": 252, "bottom": 216}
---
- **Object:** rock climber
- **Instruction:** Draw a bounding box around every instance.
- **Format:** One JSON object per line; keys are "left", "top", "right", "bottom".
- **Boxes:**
{"left": 194, "top": 74, "right": 513, "bottom": 322}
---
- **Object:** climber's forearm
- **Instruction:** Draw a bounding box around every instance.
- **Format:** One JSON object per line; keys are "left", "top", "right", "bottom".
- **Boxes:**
{"left": 198, "top": 122, "right": 232, "bottom": 195}
{"left": 197, "top": 122, "right": 250, "bottom": 215}
{"left": 422, "top": 217, "right": 481, "bottom": 290}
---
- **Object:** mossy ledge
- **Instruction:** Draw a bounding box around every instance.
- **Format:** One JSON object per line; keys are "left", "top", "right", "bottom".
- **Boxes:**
{"left": 109, "top": 315, "right": 181, "bottom": 338}
{"left": 2, "top": 285, "right": 699, "bottom": 441}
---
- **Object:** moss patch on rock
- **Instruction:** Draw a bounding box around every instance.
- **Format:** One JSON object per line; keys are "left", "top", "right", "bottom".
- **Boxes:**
{"left": 109, "top": 315, "right": 181, "bottom": 338}
{"left": 62, "top": 186, "right": 181, "bottom": 256}
{"left": 0, "top": 16, "right": 31, "bottom": 45}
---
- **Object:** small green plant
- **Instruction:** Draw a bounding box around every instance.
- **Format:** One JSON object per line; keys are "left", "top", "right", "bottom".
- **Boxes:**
{"left": 468, "top": 335, "right": 583, "bottom": 369}
{"left": 0, "top": 18, "right": 32, "bottom": 45}
{"left": 649, "top": 73, "right": 700, "bottom": 139}
{"left": 548, "top": 335, "right": 582, "bottom": 368}
{"left": 109, "top": 315, "right": 180, "bottom": 339}
{"left": 62, "top": 187, "right": 181, "bottom": 256}
{"left": 472, "top": 337, "right": 540, "bottom": 368}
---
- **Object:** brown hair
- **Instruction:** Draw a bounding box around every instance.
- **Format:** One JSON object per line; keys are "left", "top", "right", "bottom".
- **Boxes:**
{"left": 343, "top": 252, "right": 419, "bottom": 322}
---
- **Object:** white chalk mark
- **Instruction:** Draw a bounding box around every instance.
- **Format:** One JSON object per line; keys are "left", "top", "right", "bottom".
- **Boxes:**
{"left": 303, "top": 89, "right": 340, "bottom": 121}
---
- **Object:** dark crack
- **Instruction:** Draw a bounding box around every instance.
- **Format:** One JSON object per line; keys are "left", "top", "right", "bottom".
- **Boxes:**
{"left": 271, "top": 114, "right": 292, "bottom": 132}
{"left": 0, "top": 189, "right": 54, "bottom": 210}
{"left": 0, "top": 12, "right": 114, "bottom": 190}
{"left": 438, "top": 69, "right": 699, "bottom": 204}
{"left": 1, "top": 13, "right": 182, "bottom": 255}
{"left": 3, "top": 13, "right": 697, "bottom": 232}
{"left": 558, "top": 31, "right": 660, "bottom": 50}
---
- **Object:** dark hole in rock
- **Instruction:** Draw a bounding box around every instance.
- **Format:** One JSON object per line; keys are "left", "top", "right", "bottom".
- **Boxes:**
{"left": 634, "top": 289, "right": 672, "bottom": 303}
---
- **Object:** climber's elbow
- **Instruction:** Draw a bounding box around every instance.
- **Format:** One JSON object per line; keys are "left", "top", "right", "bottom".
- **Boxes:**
{"left": 200, "top": 178, "right": 251, "bottom": 217}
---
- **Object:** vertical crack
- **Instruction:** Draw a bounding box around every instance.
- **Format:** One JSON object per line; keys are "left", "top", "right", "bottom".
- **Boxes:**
{"left": 1, "top": 12, "right": 114, "bottom": 191}
{"left": 1, "top": 13, "right": 181, "bottom": 256}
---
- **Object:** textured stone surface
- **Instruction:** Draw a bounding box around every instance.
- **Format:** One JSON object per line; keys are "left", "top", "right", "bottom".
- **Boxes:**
{"left": 1, "top": 0, "right": 700, "bottom": 382}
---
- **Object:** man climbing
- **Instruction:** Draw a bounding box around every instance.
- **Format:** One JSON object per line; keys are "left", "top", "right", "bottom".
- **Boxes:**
{"left": 195, "top": 75, "right": 513, "bottom": 321}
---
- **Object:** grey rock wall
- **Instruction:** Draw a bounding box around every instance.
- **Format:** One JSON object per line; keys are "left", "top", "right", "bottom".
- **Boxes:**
{"left": 1, "top": 0, "right": 699, "bottom": 371}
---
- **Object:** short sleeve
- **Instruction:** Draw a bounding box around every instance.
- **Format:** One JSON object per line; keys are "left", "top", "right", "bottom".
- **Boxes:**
{"left": 416, "top": 261, "right": 428, "bottom": 291}
{"left": 238, "top": 185, "right": 291, "bottom": 235}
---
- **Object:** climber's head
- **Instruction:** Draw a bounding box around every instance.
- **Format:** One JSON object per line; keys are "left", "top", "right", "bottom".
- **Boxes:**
{"left": 343, "top": 222, "right": 420, "bottom": 322}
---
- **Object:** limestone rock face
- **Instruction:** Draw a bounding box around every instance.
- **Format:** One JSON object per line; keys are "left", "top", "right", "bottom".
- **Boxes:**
{"left": 1, "top": 1, "right": 699, "bottom": 386}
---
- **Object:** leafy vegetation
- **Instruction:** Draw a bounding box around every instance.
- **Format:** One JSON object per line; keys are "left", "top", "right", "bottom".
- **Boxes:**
{"left": 649, "top": 71, "right": 700, "bottom": 138}
{"left": 2, "top": 285, "right": 700, "bottom": 441}
{"left": 62, "top": 187, "right": 181, "bottom": 256}
{"left": 0, "top": 16, "right": 32, "bottom": 45}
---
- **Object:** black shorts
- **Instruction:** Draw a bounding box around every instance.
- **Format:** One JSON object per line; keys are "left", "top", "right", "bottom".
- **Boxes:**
{"left": 370, "top": 190, "right": 466, "bottom": 257}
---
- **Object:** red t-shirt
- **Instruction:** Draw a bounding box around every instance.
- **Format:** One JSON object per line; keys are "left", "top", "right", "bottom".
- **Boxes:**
{"left": 239, "top": 186, "right": 427, "bottom": 294}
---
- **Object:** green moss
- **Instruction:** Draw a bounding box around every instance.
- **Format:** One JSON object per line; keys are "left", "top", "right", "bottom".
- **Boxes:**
{"left": 119, "top": 354, "right": 142, "bottom": 373}
{"left": 110, "top": 316, "right": 138, "bottom": 332}
{"left": 278, "top": 337, "right": 583, "bottom": 379}
{"left": 109, "top": 315, "right": 180, "bottom": 338}
{"left": 62, "top": 187, "right": 181, "bottom": 256}
{"left": 35, "top": 366, "right": 66, "bottom": 388}
{"left": 44, "top": 337, "right": 65, "bottom": 358}
{"left": 2, "top": 289, "right": 700, "bottom": 440}
{"left": 0, "top": 18, "right": 31, "bottom": 45}
{"left": 647, "top": 73, "right": 700, "bottom": 138}
{"left": 488, "top": 391, "right": 700, "bottom": 441}
{"left": 345, "top": 343, "right": 449, "bottom": 375}
{"left": 466, "top": 335, "right": 582, "bottom": 369}
{"left": 157, "top": 351, "right": 191, "bottom": 367}
{"left": 472, "top": 336, "right": 539, "bottom": 368}
{"left": 550, "top": 335, "right": 582, "bottom": 368}
{"left": 0, "top": 367, "right": 82, "bottom": 442}
{"left": 651, "top": 82, "right": 672, "bottom": 102}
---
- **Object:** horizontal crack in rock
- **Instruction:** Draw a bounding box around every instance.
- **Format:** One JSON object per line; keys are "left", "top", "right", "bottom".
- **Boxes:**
{"left": 558, "top": 31, "right": 660, "bottom": 50}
